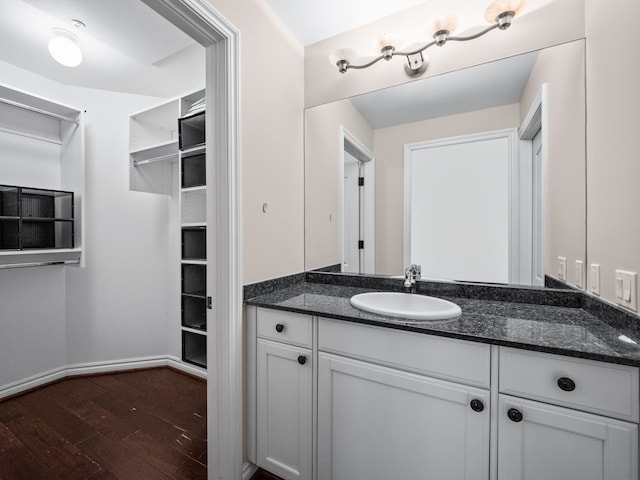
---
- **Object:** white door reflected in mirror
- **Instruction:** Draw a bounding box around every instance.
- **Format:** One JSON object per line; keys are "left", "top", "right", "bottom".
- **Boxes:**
{"left": 405, "top": 129, "right": 516, "bottom": 284}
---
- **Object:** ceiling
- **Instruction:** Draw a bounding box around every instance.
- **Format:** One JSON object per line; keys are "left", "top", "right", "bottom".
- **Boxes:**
{"left": 0, "top": 0, "right": 203, "bottom": 97}
{"left": 263, "top": 0, "right": 430, "bottom": 46}
{"left": 0, "top": 0, "right": 544, "bottom": 102}
{"left": 0, "top": 0, "right": 432, "bottom": 97}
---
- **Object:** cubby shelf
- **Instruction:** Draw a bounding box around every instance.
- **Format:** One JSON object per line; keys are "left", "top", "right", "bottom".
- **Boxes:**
{"left": 0, "top": 185, "right": 77, "bottom": 258}
{"left": 182, "top": 330, "right": 207, "bottom": 369}
{"left": 130, "top": 88, "right": 207, "bottom": 370}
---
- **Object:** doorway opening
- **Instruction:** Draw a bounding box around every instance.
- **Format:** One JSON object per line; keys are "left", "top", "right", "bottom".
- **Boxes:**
{"left": 141, "top": 1, "right": 241, "bottom": 478}
{"left": 341, "top": 127, "right": 374, "bottom": 274}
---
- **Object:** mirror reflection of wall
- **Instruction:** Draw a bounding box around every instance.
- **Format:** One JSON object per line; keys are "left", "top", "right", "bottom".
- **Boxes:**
{"left": 304, "top": 39, "right": 585, "bottom": 286}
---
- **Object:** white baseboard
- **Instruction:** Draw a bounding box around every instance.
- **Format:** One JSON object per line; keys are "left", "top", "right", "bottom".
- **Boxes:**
{"left": 0, "top": 355, "right": 207, "bottom": 400}
{"left": 243, "top": 461, "right": 259, "bottom": 480}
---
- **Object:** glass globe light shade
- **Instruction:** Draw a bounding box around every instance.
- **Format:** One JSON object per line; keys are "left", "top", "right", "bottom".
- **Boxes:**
{"left": 484, "top": 0, "right": 527, "bottom": 23}
{"left": 375, "top": 33, "right": 403, "bottom": 54}
{"left": 433, "top": 15, "right": 459, "bottom": 35}
{"left": 328, "top": 48, "right": 357, "bottom": 66}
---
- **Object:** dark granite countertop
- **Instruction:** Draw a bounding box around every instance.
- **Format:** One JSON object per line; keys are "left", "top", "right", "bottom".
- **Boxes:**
{"left": 245, "top": 281, "right": 640, "bottom": 367}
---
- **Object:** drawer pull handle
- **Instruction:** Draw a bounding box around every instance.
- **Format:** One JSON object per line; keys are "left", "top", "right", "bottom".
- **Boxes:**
{"left": 297, "top": 355, "right": 307, "bottom": 365}
{"left": 507, "top": 408, "right": 523, "bottom": 422}
{"left": 275, "top": 323, "right": 285, "bottom": 333}
{"left": 557, "top": 377, "right": 576, "bottom": 392}
{"left": 470, "top": 399, "right": 484, "bottom": 412}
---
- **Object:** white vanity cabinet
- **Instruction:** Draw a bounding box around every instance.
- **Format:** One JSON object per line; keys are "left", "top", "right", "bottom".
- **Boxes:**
{"left": 317, "top": 318, "right": 491, "bottom": 480}
{"left": 497, "top": 348, "right": 639, "bottom": 480}
{"left": 247, "top": 305, "right": 640, "bottom": 480}
{"left": 497, "top": 395, "right": 638, "bottom": 480}
{"left": 255, "top": 309, "right": 313, "bottom": 480}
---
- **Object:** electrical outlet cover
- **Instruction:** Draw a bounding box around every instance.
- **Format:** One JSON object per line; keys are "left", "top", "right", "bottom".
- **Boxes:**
{"left": 590, "top": 264, "right": 600, "bottom": 295}
{"left": 558, "top": 257, "right": 567, "bottom": 281}
{"left": 574, "top": 260, "right": 584, "bottom": 289}
{"left": 615, "top": 270, "right": 638, "bottom": 312}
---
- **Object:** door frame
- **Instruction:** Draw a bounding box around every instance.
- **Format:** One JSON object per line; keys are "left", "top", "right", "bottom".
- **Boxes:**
{"left": 141, "top": 1, "right": 242, "bottom": 478}
{"left": 518, "top": 85, "right": 547, "bottom": 286}
{"left": 340, "top": 127, "right": 375, "bottom": 274}
{"left": 403, "top": 128, "right": 520, "bottom": 283}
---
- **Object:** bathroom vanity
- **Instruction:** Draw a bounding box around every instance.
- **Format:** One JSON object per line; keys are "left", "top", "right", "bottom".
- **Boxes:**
{"left": 245, "top": 277, "right": 640, "bottom": 480}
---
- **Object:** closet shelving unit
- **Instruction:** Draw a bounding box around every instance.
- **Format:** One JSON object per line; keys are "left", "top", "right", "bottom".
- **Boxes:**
{"left": 0, "top": 84, "right": 84, "bottom": 268}
{"left": 179, "top": 94, "right": 207, "bottom": 369}
{"left": 129, "top": 100, "right": 179, "bottom": 195}
{"left": 129, "top": 88, "right": 207, "bottom": 370}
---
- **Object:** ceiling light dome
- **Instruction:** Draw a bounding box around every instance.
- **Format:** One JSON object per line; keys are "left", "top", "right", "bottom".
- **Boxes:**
{"left": 48, "top": 28, "right": 83, "bottom": 67}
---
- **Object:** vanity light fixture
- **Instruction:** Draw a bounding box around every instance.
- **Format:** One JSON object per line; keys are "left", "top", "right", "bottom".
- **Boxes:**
{"left": 329, "top": 0, "right": 526, "bottom": 77}
{"left": 48, "top": 21, "right": 85, "bottom": 67}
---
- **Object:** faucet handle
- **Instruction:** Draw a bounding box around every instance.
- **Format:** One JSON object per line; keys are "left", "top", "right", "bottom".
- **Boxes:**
{"left": 411, "top": 264, "right": 421, "bottom": 280}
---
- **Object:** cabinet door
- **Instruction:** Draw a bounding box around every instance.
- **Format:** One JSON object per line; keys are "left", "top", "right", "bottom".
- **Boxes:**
{"left": 257, "top": 339, "right": 312, "bottom": 480}
{"left": 498, "top": 395, "right": 639, "bottom": 480}
{"left": 317, "top": 352, "right": 490, "bottom": 480}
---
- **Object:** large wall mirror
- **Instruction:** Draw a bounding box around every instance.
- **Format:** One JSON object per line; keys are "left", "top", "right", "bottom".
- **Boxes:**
{"left": 305, "top": 39, "right": 585, "bottom": 287}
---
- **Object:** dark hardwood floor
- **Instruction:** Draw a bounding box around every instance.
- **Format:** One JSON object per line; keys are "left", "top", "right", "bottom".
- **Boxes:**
{"left": 0, "top": 367, "right": 207, "bottom": 480}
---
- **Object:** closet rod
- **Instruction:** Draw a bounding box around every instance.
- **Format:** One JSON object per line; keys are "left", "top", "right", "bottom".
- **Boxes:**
{"left": 0, "top": 260, "right": 78, "bottom": 270}
{"left": 0, "top": 125, "right": 62, "bottom": 145}
{"left": 0, "top": 97, "right": 79, "bottom": 124}
{"left": 133, "top": 152, "right": 178, "bottom": 167}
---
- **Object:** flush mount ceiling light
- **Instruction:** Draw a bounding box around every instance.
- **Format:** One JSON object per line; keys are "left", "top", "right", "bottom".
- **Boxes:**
{"left": 48, "top": 27, "right": 83, "bottom": 67}
{"left": 329, "top": 0, "right": 526, "bottom": 77}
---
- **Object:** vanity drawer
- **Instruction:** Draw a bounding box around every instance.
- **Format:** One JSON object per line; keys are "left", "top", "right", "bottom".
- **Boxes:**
{"left": 257, "top": 308, "right": 312, "bottom": 348}
{"left": 318, "top": 317, "right": 490, "bottom": 388}
{"left": 499, "top": 347, "right": 639, "bottom": 422}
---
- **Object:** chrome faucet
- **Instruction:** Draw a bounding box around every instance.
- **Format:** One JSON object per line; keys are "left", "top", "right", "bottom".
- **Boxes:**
{"left": 404, "top": 264, "right": 422, "bottom": 288}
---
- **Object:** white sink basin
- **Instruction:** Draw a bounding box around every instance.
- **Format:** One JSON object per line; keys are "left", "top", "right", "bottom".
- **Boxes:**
{"left": 350, "top": 292, "right": 462, "bottom": 320}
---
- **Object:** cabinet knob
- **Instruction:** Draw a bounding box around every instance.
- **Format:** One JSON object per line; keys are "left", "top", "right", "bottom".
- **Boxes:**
{"left": 557, "top": 377, "right": 576, "bottom": 392}
{"left": 507, "top": 408, "right": 523, "bottom": 423}
{"left": 297, "top": 355, "right": 307, "bottom": 365}
{"left": 275, "top": 323, "right": 285, "bottom": 333}
{"left": 470, "top": 399, "right": 484, "bottom": 412}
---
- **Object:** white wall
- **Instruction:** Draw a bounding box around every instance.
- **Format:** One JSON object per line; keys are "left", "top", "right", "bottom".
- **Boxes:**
{"left": 208, "top": 0, "right": 305, "bottom": 284}
{"left": 519, "top": 40, "right": 586, "bottom": 286}
{"left": 64, "top": 88, "right": 176, "bottom": 366}
{"left": 304, "top": 99, "right": 374, "bottom": 270}
{"left": 585, "top": 0, "right": 640, "bottom": 305}
{"left": 0, "top": 266, "right": 66, "bottom": 388}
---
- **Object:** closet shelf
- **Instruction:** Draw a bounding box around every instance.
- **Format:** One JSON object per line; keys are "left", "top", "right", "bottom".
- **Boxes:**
{"left": 181, "top": 144, "right": 206, "bottom": 156}
{"left": 182, "top": 326, "right": 208, "bottom": 336}
{"left": 181, "top": 259, "right": 207, "bottom": 265}
{"left": 0, "top": 85, "right": 81, "bottom": 123}
{"left": 181, "top": 185, "right": 206, "bottom": 193}
{"left": 130, "top": 140, "right": 179, "bottom": 167}
{"left": 182, "top": 291, "right": 207, "bottom": 299}
{"left": 0, "top": 248, "right": 82, "bottom": 268}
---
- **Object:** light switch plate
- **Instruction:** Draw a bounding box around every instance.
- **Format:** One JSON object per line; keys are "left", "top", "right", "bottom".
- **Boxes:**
{"left": 558, "top": 257, "right": 567, "bottom": 281}
{"left": 615, "top": 270, "right": 638, "bottom": 312}
{"left": 590, "top": 264, "right": 600, "bottom": 295}
{"left": 574, "top": 260, "right": 584, "bottom": 289}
